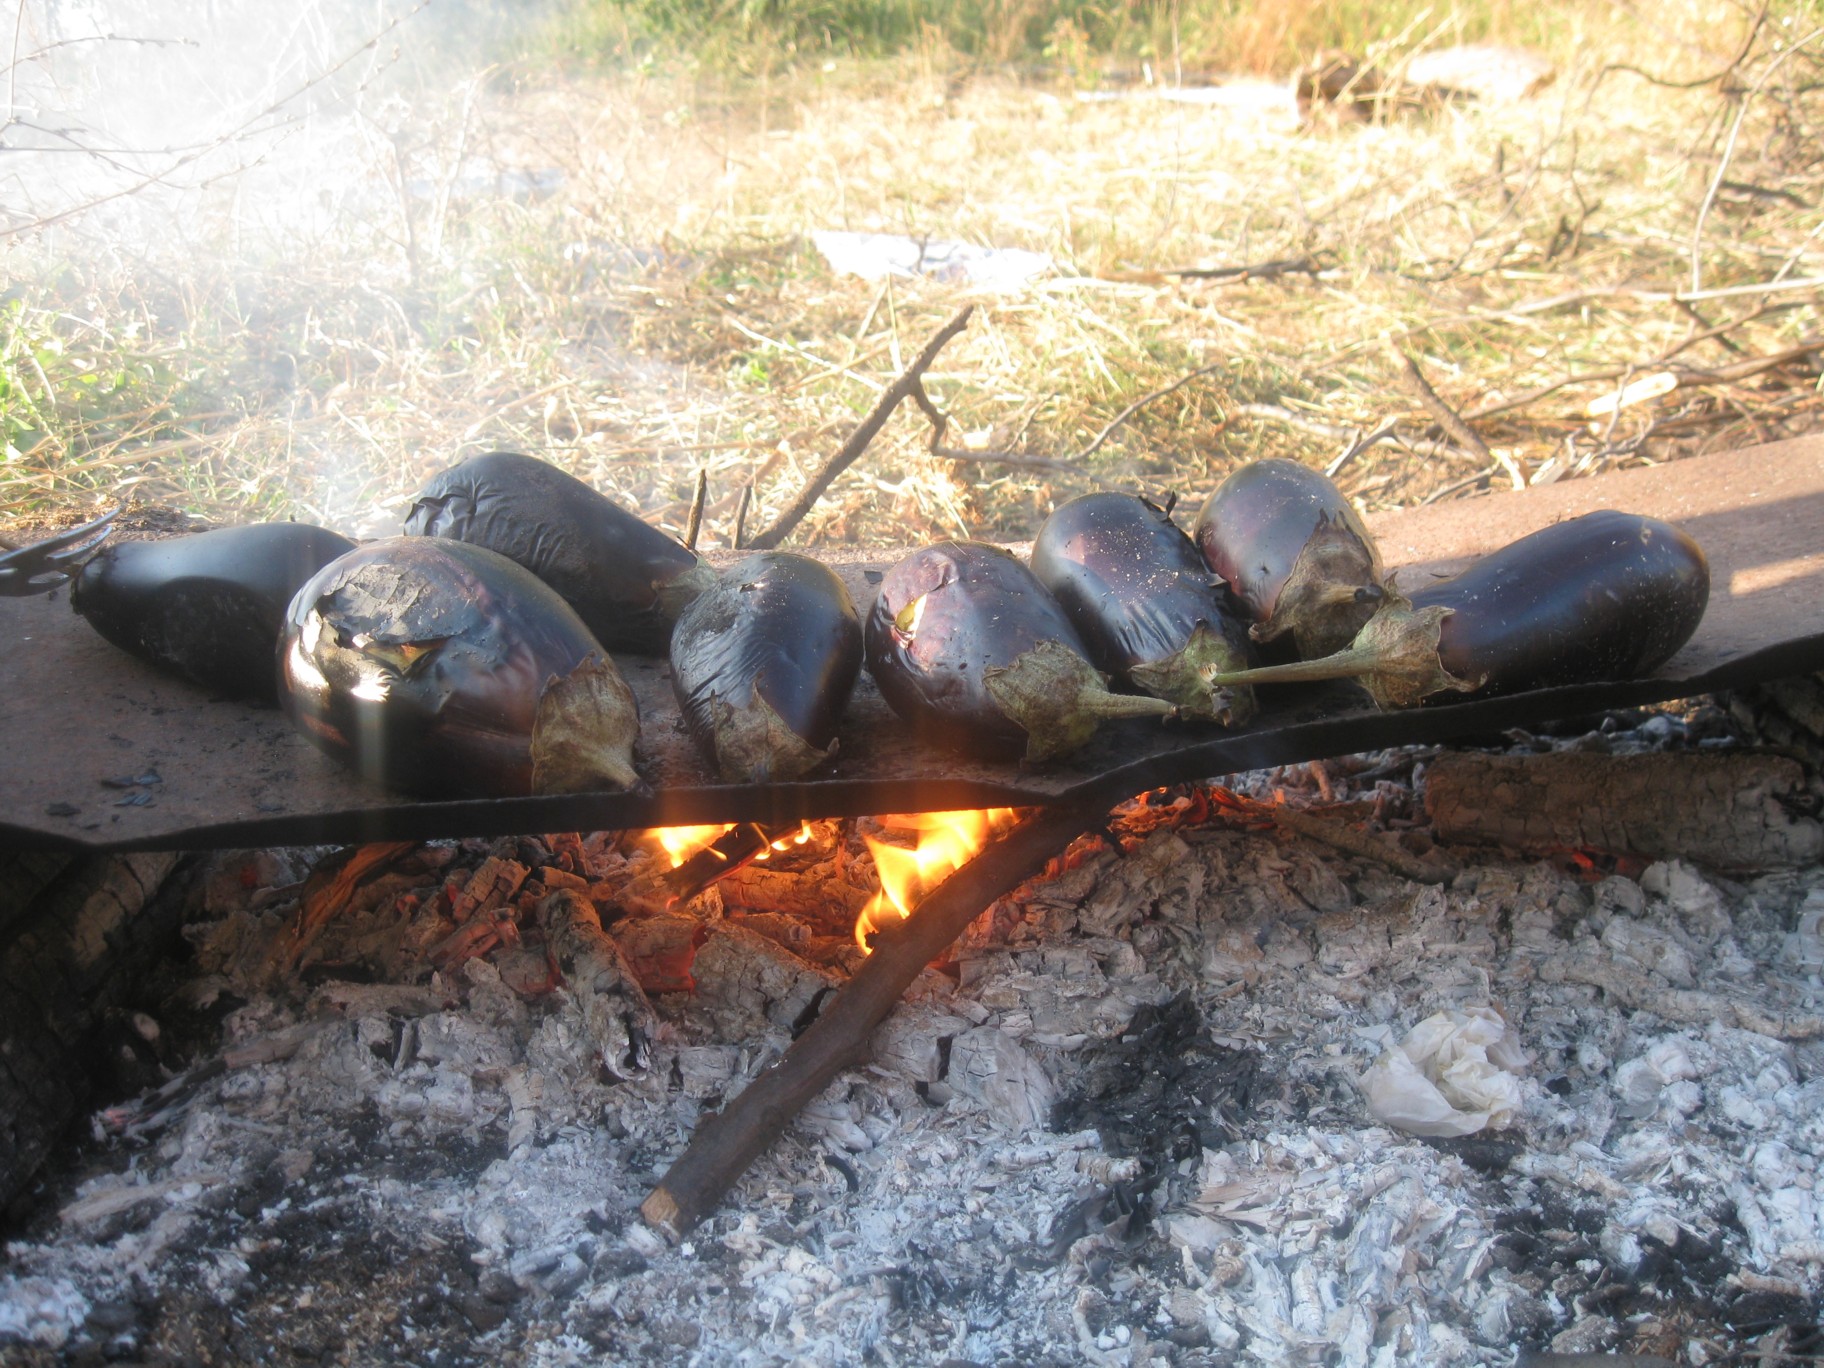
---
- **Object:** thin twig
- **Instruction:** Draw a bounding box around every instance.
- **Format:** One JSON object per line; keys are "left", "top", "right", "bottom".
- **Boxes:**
{"left": 744, "top": 306, "right": 974, "bottom": 551}
{"left": 1076, "top": 361, "right": 1226, "bottom": 462}
{"left": 683, "top": 469, "right": 707, "bottom": 551}
{"left": 1421, "top": 465, "right": 1498, "bottom": 505}
{"left": 1690, "top": 24, "right": 1824, "bottom": 294}
{"left": 1385, "top": 345, "right": 1506, "bottom": 487}
{"left": 731, "top": 483, "right": 753, "bottom": 550}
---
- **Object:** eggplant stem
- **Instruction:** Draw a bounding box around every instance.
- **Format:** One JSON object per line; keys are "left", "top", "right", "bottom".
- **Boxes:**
{"left": 1202, "top": 642, "right": 1385, "bottom": 688}
{"left": 1073, "top": 687, "right": 1177, "bottom": 721}
{"left": 1203, "top": 602, "right": 1475, "bottom": 710}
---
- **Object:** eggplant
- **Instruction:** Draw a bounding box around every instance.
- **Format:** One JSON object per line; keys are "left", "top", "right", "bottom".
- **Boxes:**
{"left": 1194, "top": 457, "right": 1386, "bottom": 659}
{"left": 1030, "top": 492, "right": 1259, "bottom": 725}
{"left": 71, "top": 522, "right": 356, "bottom": 701}
{"left": 670, "top": 551, "right": 863, "bottom": 782}
{"left": 403, "top": 450, "right": 715, "bottom": 655}
{"left": 864, "top": 540, "right": 1175, "bottom": 764}
{"left": 1204, "top": 510, "right": 1710, "bottom": 708}
{"left": 279, "top": 537, "right": 641, "bottom": 798}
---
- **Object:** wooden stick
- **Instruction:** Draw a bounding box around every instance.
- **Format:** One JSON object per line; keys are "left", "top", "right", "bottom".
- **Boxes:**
{"left": 683, "top": 468, "right": 708, "bottom": 551}
{"left": 640, "top": 800, "right": 1104, "bottom": 1240}
{"left": 744, "top": 306, "right": 974, "bottom": 551}
{"left": 731, "top": 483, "right": 753, "bottom": 550}
{"left": 1386, "top": 342, "right": 1493, "bottom": 462}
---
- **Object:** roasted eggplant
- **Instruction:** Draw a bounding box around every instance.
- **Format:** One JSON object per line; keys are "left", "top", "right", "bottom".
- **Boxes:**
{"left": 865, "top": 540, "right": 1175, "bottom": 764}
{"left": 1204, "top": 510, "right": 1711, "bottom": 708}
{"left": 1030, "top": 491, "right": 1258, "bottom": 724}
{"left": 1194, "top": 457, "right": 1385, "bottom": 659}
{"left": 670, "top": 551, "right": 863, "bottom": 782}
{"left": 71, "top": 522, "right": 356, "bottom": 701}
{"left": 403, "top": 450, "right": 715, "bottom": 655}
{"left": 280, "top": 537, "right": 641, "bottom": 798}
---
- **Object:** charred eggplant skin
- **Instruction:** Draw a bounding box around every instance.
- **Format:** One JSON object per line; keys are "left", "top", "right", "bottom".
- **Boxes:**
{"left": 1029, "top": 492, "right": 1257, "bottom": 720}
{"left": 670, "top": 552, "right": 863, "bottom": 782}
{"left": 1408, "top": 509, "right": 1710, "bottom": 700}
{"left": 71, "top": 522, "right": 355, "bottom": 701}
{"left": 280, "top": 536, "right": 640, "bottom": 798}
{"left": 403, "top": 450, "right": 710, "bottom": 655}
{"left": 1194, "top": 458, "right": 1384, "bottom": 659}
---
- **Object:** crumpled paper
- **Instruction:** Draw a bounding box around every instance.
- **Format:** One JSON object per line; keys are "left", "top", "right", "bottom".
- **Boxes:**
{"left": 1359, "top": 1006, "right": 1527, "bottom": 1137}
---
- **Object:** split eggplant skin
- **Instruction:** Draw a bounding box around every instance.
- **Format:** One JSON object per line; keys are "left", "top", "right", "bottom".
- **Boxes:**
{"left": 1029, "top": 493, "right": 1258, "bottom": 723}
{"left": 280, "top": 537, "right": 642, "bottom": 799}
{"left": 669, "top": 552, "right": 863, "bottom": 783}
{"left": 71, "top": 522, "right": 356, "bottom": 701}
{"left": 403, "top": 450, "right": 713, "bottom": 655}
{"left": 1193, "top": 458, "right": 1385, "bottom": 659}
{"left": 1404, "top": 509, "right": 1711, "bottom": 701}
{"left": 860, "top": 539, "right": 1174, "bottom": 773}
{"left": 865, "top": 540, "right": 1097, "bottom": 761}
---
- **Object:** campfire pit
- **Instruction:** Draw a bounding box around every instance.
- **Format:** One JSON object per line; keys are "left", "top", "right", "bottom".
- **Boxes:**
{"left": 4, "top": 439, "right": 1824, "bottom": 1363}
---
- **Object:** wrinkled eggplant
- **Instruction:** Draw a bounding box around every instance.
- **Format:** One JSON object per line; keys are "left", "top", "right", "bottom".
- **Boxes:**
{"left": 403, "top": 450, "right": 715, "bottom": 655}
{"left": 1194, "top": 458, "right": 1386, "bottom": 659}
{"left": 1030, "top": 491, "right": 1259, "bottom": 725}
{"left": 864, "top": 540, "right": 1175, "bottom": 764}
{"left": 670, "top": 552, "right": 863, "bottom": 783}
{"left": 280, "top": 537, "right": 641, "bottom": 798}
{"left": 1205, "top": 510, "right": 1710, "bottom": 708}
{"left": 71, "top": 522, "right": 355, "bottom": 701}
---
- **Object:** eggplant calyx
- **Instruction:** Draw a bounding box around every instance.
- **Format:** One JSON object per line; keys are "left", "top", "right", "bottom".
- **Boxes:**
{"left": 1350, "top": 603, "right": 1479, "bottom": 708}
{"left": 1205, "top": 602, "right": 1477, "bottom": 710}
{"left": 1258, "top": 514, "right": 1385, "bottom": 658}
{"left": 706, "top": 690, "right": 834, "bottom": 784}
{"left": 1130, "top": 623, "right": 1258, "bottom": 726}
{"left": 530, "top": 655, "right": 645, "bottom": 794}
{"left": 653, "top": 560, "right": 719, "bottom": 626}
{"left": 984, "top": 639, "right": 1176, "bottom": 765}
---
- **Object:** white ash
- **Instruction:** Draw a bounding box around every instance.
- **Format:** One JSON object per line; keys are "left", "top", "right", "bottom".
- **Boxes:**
{"left": 3, "top": 748, "right": 1823, "bottom": 1363}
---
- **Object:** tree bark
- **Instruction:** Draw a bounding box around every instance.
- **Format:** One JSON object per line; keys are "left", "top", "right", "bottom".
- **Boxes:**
{"left": 0, "top": 851, "right": 184, "bottom": 1209}
{"left": 1423, "top": 749, "right": 1823, "bottom": 871}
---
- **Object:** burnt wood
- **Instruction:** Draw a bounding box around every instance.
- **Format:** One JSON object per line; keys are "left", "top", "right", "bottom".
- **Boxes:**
{"left": 3, "top": 437, "right": 1824, "bottom": 852}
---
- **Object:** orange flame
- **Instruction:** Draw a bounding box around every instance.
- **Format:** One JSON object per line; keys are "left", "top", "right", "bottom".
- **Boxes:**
{"left": 752, "top": 821, "right": 815, "bottom": 862}
{"left": 854, "top": 808, "right": 1019, "bottom": 951}
{"left": 652, "top": 824, "right": 735, "bottom": 868}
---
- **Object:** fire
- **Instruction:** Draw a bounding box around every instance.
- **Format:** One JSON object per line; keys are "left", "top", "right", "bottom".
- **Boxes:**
{"left": 652, "top": 824, "right": 734, "bottom": 868}
{"left": 752, "top": 821, "right": 814, "bottom": 862}
{"left": 854, "top": 808, "right": 1019, "bottom": 951}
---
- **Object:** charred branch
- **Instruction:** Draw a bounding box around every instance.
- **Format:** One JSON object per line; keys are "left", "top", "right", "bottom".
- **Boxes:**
{"left": 640, "top": 800, "right": 1106, "bottom": 1240}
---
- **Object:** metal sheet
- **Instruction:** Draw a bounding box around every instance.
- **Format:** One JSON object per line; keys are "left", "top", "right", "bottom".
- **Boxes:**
{"left": 4, "top": 437, "right": 1823, "bottom": 852}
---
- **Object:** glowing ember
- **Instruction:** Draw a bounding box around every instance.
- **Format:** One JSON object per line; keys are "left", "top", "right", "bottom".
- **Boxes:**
{"left": 652, "top": 824, "right": 735, "bottom": 868}
{"left": 855, "top": 808, "right": 1019, "bottom": 950}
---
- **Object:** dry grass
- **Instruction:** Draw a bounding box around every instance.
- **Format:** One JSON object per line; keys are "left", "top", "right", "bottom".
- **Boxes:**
{"left": 2, "top": 1, "right": 1820, "bottom": 549}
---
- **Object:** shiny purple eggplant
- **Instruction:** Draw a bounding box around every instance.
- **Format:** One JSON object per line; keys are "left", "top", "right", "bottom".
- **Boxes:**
{"left": 1194, "top": 458, "right": 1385, "bottom": 659}
{"left": 1204, "top": 510, "right": 1710, "bottom": 708}
{"left": 1030, "top": 492, "right": 1259, "bottom": 725}
{"left": 403, "top": 450, "right": 715, "bottom": 655}
{"left": 280, "top": 537, "right": 641, "bottom": 798}
{"left": 71, "top": 522, "right": 355, "bottom": 701}
{"left": 670, "top": 552, "right": 863, "bottom": 782}
{"left": 865, "top": 540, "right": 1175, "bottom": 764}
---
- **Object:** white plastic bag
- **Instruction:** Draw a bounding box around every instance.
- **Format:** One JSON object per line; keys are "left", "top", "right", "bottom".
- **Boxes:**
{"left": 1359, "top": 1006, "right": 1527, "bottom": 1137}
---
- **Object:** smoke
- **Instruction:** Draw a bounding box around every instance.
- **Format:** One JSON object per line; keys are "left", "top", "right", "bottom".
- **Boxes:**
{"left": 1, "top": 0, "right": 529, "bottom": 250}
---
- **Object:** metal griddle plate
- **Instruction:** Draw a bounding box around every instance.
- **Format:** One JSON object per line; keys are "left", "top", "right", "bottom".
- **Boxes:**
{"left": 4, "top": 438, "right": 1823, "bottom": 853}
